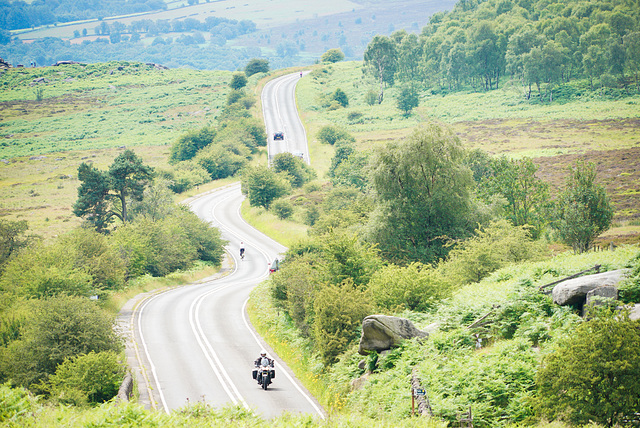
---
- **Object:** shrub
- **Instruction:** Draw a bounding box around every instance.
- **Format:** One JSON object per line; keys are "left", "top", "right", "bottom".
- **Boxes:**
{"left": 169, "top": 126, "right": 216, "bottom": 163}
{"left": 313, "top": 281, "right": 373, "bottom": 365}
{"left": 316, "top": 125, "right": 355, "bottom": 145}
{"left": 534, "top": 309, "right": 640, "bottom": 427}
{"left": 367, "top": 262, "right": 451, "bottom": 312}
{"left": 244, "top": 58, "right": 269, "bottom": 77}
{"left": 46, "top": 351, "right": 126, "bottom": 406}
{"left": 440, "top": 219, "right": 548, "bottom": 285}
{"left": 0, "top": 296, "right": 121, "bottom": 389}
{"left": 272, "top": 199, "right": 294, "bottom": 220}
{"left": 365, "top": 89, "right": 378, "bottom": 105}
{"left": 321, "top": 48, "right": 345, "bottom": 63}
{"left": 229, "top": 72, "right": 247, "bottom": 90}
{"left": 331, "top": 88, "right": 349, "bottom": 107}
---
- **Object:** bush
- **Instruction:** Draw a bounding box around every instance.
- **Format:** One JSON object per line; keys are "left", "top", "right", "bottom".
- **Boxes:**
{"left": 0, "top": 296, "right": 121, "bottom": 389}
{"left": 313, "top": 281, "right": 373, "bottom": 365}
{"left": 244, "top": 58, "right": 269, "bottom": 77}
{"left": 367, "top": 262, "right": 451, "bottom": 312}
{"left": 321, "top": 48, "right": 345, "bottom": 63}
{"left": 169, "top": 126, "right": 216, "bottom": 163}
{"left": 316, "top": 125, "right": 355, "bottom": 145}
{"left": 229, "top": 72, "right": 247, "bottom": 90}
{"left": 272, "top": 199, "right": 294, "bottom": 220}
{"left": 440, "top": 219, "right": 548, "bottom": 285}
{"left": 331, "top": 88, "right": 349, "bottom": 107}
{"left": 46, "top": 351, "right": 126, "bottom": 406}
{"left": 534, "top": 309, "right": 640, "bottom": 427}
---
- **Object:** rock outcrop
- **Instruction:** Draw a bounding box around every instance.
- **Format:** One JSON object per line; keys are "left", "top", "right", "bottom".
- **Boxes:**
{"left": 552, "top": 269, "right": 629, "bottom": 306}
{"left": 358, "top": 315, "right": 429, "bottom": 355}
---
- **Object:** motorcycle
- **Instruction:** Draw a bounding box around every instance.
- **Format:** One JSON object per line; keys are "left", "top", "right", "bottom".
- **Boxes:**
{"left": 252, "top": 357, "right": 275, "bottom": 390}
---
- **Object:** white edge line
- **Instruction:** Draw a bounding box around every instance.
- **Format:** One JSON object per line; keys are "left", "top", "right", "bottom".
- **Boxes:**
{"left": 241, "top": 297, "right": 326, "bottom": 419}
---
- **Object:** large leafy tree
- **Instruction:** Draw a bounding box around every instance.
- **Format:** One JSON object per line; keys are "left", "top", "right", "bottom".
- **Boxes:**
{"left": 241, "top": 164, "right": 290, "bottom": 210}
{"left": 364, "top": 35, "right": 397, "bottom": 103}
{"left": 367, "top": 124, "right": 475, "bottom": 263}
{"left": 0, "top": 219, "right": 38, "bottom": 274}
{"left": 553, "top": 160, "right": 613, "bottom": 253}
{"left": 480, "top": 156, "right": 551, "bottom": 238}
{"left": 535, "top": 309, "right": 640, "bottom": 427}
{"left": 73, "top": 150, "right": 153, "bottom": 232}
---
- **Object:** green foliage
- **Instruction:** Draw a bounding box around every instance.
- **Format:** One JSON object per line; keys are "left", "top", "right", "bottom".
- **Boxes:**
{"left": 0, "top": 382, "right": 38, "bottom": 424}
{"left": 534, "top": 309, "right": 640, "bottom": 427}
{"left": 368, "top": 263, "right": 451, "bottom": 312}
{"left": 74, "top": 150, "right": 154, "bottom": 231}
{"left": 244, "top": 58, "right": 269, "bottom": 77}
{"left": 319, "top": 231, "right": 382, "bottom": 288}
{"left": 45, "top": 351, "right": 126, "bottom": 406}
{"left": 396, "top": 85, "right": 419, "bottom": 116}
{"left": 552, "top": 161, "right": 614, "bottom": 253}
{"left": 271, "top": 199, "right": 294, "bottom": 220}
{"left": 272, "top": 152, "right": 317, "bottom": 188}
{"left": 0, "top": 219, "right": 39, "bottom": 275}
{"left": 440, "top": 219, "right": 548, "bottom": 285}
{"left": 321, "top": 48, "right": 345, "bottom": 63}
{"left": 619, "top": 252, "right": 640, "bottom": 303}
{"left": 331, "top": 88, "right": 349, "bottom": 107}
{"left": 364, "top": 35, "right": 397, "bottom": 103}
{"left": 163, "top": 161, "right": 211, "bottom": 194}
{"left": 169, "top": 126, "right": 216, "bottom": 163}
{"left": 228, "top": 72, "right": 247, "bottom": 90}
{"left": 478, "top": 156, "right": 552, "bottom": 238}
{"left": 313, "top": 281, "right": 373, "bottom": 365}
{"left": 241, "top": 165, "right": 291, "bottom": 210}
{"left": 316, "top": 125, "right": 355, "bottom": 145}
{"left": 196, "top": 144, "right": 247, "bottom": 180}
{"left": 0, "top": 296, "right": 121, "bottom": 389}
{"left": 367, "top": 124, "right": 475, "bottom": 264}
{"left": 0, "top": 240, "right": 94, "bottom": 300}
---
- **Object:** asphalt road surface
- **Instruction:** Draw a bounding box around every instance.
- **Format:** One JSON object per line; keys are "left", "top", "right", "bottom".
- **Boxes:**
{"left": 123, "top": 73, "right": 324, "bottom": 419}
{"left": 262, "top": 71, "right": 310, "bottom": 163}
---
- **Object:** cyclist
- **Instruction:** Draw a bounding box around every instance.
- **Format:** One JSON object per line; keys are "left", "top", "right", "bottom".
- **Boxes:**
{"left": 240, "top": 242, "right": 245, "bottom": 260}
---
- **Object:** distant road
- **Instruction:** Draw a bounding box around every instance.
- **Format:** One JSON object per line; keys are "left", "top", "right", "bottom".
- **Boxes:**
{"left": 125, "top": 72, "right": 324, "bottom": 419}
{"left": 262, "top": 71, "right": 310, "bottom": 163}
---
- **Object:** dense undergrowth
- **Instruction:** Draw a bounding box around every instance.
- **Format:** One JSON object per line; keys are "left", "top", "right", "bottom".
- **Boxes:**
{"left": 248, "top": 246, "right": 639, "bottom": 427}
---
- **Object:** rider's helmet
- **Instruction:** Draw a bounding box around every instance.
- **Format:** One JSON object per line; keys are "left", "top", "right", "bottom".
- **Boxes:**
{"left": 260, "top": 350, "right": 267, "bottom": 356}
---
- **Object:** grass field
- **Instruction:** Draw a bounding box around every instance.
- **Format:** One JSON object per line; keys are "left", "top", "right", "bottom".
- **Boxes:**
{"left": 2, "top": 59, "right": 639, "bottom": 245}
{"left": 296, "top": 61, "right": 640, "bottom": 243}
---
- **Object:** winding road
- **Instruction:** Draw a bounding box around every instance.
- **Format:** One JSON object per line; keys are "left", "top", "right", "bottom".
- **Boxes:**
{"left": 120, "top": 72, "right": 320, "bottom": 418}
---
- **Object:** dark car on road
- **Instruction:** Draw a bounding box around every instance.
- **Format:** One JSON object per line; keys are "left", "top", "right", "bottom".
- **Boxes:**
{"left": 273, "top": 131, "right": 284, "bottom": 140}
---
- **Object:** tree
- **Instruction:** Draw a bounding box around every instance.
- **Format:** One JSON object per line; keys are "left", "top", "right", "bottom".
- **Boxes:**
{"left": 316, "top": 125, "right": 355, "bottom": 145}
{"left": 272, "top": 152, "right": 316, "bottom": 188}
{"left": 170, "top": 127, "right": 216, "bottom": 163}
{"left": 74, "top": 150, "right": 153, "bottom": 231}
{"left": 229, "top": 72, "right": 247, "bottom": 90}
{"left": 321, "top": 48, "right": 345, "bottom": 63}
{"left": 244, "top": 58, "right": 269, "bottom": 77}
{"left": 367, "top": 124, "right": 475, "bottom": 263}
{"left": 1, "top": 296, "right": 121, "bottom": 389}
{"left": 331, "top": 88, "right": 349, "bottom": 107}
{"left": 241, "top": 165, "right": 291, "bottom": 210}
{"left": 480, "top": 156, "right": 551, "bottom": 238}
{"left": 364, "top": 35, "right": 397, "bottom": 103}
{"left": 396, "top": 85, "right": 419, "bottom": 116}
{"left": 0, "top": 220, "right": 38, "bottom": 274}
{"left": 535, "top": 309, "right": 640, "bottom": 427}
{"left": 313, "top": 281, "right": 373, "bottom": 365}
{"left": 553, "top": 161, "right": 613, "bottom": 253}
{"left": 45, "top": 351, "right": 126, "bottom": 405}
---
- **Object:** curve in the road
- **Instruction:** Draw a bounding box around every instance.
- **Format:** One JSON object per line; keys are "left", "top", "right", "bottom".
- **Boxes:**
{"left": 126, "top": 72, "right": 325, "bottom": 420}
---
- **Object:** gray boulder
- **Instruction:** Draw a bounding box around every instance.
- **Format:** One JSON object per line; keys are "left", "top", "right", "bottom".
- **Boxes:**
{"left": 629, "top": 304, "right": 640, "bottom": 321}
{"left": 552, "top": 269, "right": 629, "bottom": 306}
{"left": 358, "top": 315, "right": 428, "bottom": 356}
{"left": 585, "top": 286, "right": 619, "bottom": 307}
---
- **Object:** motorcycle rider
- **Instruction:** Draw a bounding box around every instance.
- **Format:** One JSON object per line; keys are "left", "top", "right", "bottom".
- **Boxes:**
{"left": 255, "top": 350, "right": 274, "bottom": 368}
{"left": 240, "top": 242, "right": 245, "bottom": 259}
